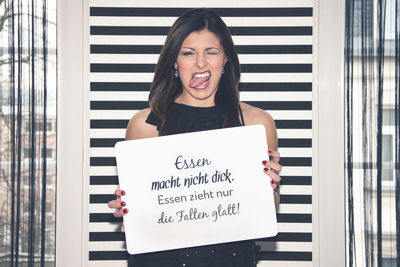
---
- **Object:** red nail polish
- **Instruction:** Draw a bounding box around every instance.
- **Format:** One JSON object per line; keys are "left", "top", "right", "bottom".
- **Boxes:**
{"left": 264, "top": 167, "right": 269, "bottom": 172}
{"left": 270, "top": 180, "right": 275, "bottom": 185}
{"left": 121, "top": 190, "right": 126, "bottom": 196}
{"left": 121, "top": 201, "right": 126, "bottom": 207}
{"left": 123, "top": 208, "right": 128, "bottom": 214}
{"left": 268, "top": 150, "right": 272, "bottom": 154}
{"left": 262, "top": 160, "right": 267, "bottom": 165}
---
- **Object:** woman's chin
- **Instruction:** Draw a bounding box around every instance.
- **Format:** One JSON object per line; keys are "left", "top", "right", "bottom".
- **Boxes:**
{"left": 179, "top": 87, "right": 217, "bottom": 105}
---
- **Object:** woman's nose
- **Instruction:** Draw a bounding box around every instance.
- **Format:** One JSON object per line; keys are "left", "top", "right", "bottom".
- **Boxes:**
{"left": 195, "top": 53, "right": 207, "bottom": 68}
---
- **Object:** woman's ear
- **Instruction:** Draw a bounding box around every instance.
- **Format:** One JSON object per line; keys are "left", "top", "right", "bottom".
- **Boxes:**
{"left": 223, "top": 56, "right": 228, "bottom": 65}
{"left": 174, "top": 62, "right": 178, "bottom": 69}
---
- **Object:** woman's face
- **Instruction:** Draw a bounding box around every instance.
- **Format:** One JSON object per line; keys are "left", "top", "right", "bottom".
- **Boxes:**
{"left": 174, "top": 29, "right": 227, "bottom": 107}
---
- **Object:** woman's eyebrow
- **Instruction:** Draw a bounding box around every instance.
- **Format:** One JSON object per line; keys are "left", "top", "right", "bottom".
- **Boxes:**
{"left": 181, "top": 47, "right": 220, "bottom": 51}
{"left": 205, "top": 47, "right": 220, "bottom": 51}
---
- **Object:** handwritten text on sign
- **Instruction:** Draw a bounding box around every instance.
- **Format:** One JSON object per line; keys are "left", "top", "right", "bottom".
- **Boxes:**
{"left": 115, "top": 125, "right": 277, "bottom": 255}
{"left": 153, "top": 155, "right": 239, "bottom": 224}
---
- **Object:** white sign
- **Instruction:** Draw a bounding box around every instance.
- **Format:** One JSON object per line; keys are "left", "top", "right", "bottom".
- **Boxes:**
{"left": 115, "top": 124, "right": 277, "bottom": 255}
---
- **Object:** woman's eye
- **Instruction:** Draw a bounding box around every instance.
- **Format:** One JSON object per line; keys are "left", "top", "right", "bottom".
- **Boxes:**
{"left": 207, "top": 50, "right": 219, "bottom": 55}
{"left": 182, "top": 51, "right": 193, "bottom": 56}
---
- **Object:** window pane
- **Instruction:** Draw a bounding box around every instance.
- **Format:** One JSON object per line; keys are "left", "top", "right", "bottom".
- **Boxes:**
{"left": 382, "top": 109, "right": 395, "bottom": 126}
{"left": 382, "top": 135, "right": 393, "bottom": 162}
{"left": 0, "top": 0, "right": 57, "bottom": 266}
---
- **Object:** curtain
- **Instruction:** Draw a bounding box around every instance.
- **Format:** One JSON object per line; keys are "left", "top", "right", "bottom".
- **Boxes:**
{"left": 0, "top": 0, "right": 56, "bottom": 266}
{"left": 345, "top": 0, "right": 399, "bottom": 266}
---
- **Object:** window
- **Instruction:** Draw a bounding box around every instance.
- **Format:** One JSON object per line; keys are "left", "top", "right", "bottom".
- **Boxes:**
{"left": 0, "top": 0, "right": 57, "bottom": 265}
{"left": 382, "top": 134, "right": 393, "bottom": 181}
{"left": 382, "top": 108, "right": 395, "bottom": 126}
{"left": 46, "top": 148, "right": 53, "bottom": 158}
{"left": 24, "top": 148, "right": 31, "bottom": 159}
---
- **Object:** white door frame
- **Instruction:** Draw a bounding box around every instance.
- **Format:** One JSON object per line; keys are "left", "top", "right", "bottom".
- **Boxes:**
{"left": 56, "top": 0, "right": 346, "bottom": 266}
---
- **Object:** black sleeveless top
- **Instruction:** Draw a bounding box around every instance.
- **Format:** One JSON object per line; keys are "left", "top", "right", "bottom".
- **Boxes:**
{"left": 146, "top": 102, "right": 245, "bottom": 134}
{"left": 128, "top": 102, "right": 258, "bottom": 267}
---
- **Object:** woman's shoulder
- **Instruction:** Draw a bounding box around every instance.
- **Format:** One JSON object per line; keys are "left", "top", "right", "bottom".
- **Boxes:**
{"left": 239, "top": 102, "right": 275, "bottom": 126}
{"left": 125, "top": 108, "right": 159, "bottom": 140}
{"left": 239, "top": 102, "right": 277, "bottom": 150}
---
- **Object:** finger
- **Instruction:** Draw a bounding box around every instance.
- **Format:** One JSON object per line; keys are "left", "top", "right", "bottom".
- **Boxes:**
{"left": 267, "top": 150, "right": 280, "bottom": 163}
{"left": 121, "top": 223, "right": 125, "bottom": 233}
{"left": 114, "top": 208, "right": 128, "bottom": 218}
{"left": 114, "top": 189, "right": 126, "bottom": 198}
{"left": 262, "top": 160, "right": 282, "bottom": 173}
{"left": 270, "top": 179, "right": 278, "bottom": 190}
{"left": 108, "top": 200, "right": 126, "bottom": 209}
{"left": 114, "top": 209, "right": 124, "bottom": 218}
{"left": 263, "top": 167, "right": 281, "bottom": 183}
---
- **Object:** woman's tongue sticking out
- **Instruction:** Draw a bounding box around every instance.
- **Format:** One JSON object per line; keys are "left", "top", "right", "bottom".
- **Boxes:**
{"left": 189, "top": 71, "right": 211, "bottom": 89}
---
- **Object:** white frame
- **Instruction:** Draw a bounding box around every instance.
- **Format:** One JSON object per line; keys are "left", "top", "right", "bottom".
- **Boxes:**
{"left": 56, "top": 0, "right": 89, "bottom": 266}
{"left": 56, "top": 0, "right": 347, "bottom": 266}
{"left": 313, "top": 0, "right": 346, "bottom": 265}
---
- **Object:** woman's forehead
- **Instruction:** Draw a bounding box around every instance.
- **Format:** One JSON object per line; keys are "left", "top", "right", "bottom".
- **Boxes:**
{"left": 181, "top": 30, "right": 222, "bottom": 48}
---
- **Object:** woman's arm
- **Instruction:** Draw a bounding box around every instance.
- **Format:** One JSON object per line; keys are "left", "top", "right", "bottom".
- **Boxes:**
{"left": 125, "top": 108, "right": 159, "bottom": 140}
{"left": 240, "top": 102, "right": 281, "bottom": 209}
{"left": 108, "top": 108, "right": 159, "bottom": 228}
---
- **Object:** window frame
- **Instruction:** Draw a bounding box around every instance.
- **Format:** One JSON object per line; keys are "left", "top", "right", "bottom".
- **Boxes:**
{"left": 56, "top": 0, "right": 88, "bottom": 266}
{"left": 313, "top": 0, "right": 346, "bottom": 265}
{"left": 56, "top": 0, "right": 347, "bottom": 266}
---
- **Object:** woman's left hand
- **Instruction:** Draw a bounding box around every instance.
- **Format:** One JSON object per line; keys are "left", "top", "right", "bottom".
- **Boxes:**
{"left": 262, "top": 149, "right": 282, "bottom": 190}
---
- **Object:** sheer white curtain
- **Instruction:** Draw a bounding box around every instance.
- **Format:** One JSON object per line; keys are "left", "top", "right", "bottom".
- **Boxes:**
{"left": 345, "top": 0, "right": 399, "bottom": 266}
{"left": 0, "top": 0, "right": 56, "bottom": 266}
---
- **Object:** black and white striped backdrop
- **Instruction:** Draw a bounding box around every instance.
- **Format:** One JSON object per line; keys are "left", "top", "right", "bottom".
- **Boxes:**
{"left": 88, "top": 1, "right": 313, "bottom": 266}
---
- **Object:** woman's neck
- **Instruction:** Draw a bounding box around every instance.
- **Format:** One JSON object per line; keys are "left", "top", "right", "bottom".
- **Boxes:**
{"left": 174, "top": 94, "right": 216, "bottom": 107}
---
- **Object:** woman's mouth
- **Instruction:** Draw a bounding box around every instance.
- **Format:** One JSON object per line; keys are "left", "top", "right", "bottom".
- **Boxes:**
{"left": 189, "top": 71, "right": 211, "bottom": 90}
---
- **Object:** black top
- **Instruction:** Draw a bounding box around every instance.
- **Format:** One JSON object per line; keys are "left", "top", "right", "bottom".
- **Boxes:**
{"left": 128, "top": 102, "right": 257, "bottom": 267}
{"left": 145, "top": 102, "right": 244, "bottom": 134}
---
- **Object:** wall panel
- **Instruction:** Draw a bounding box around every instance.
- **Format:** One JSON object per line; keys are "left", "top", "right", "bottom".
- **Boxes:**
{"left": 88, "top": 1, "right": 313, "bottom": 265}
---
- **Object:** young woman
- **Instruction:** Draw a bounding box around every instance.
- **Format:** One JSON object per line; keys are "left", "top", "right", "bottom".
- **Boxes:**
{"left": 108, "top": 8, "right": 282, "bottom": 267}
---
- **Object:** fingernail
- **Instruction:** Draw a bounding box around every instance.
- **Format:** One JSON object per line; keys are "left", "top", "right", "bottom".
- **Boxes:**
{"left": 264, "top": 167, "right": 269, "bottom": 172}
{"left": 121, "top": 190, "right": 126, "bottom": 196}
{"left": 268, "top": 150, "right": 272, "bottom": 154}
{"left": 121, "top": 201, "right": 126, "bottom": 207}
{"left": 262, "top": 160, "right": 267, "bottom": 165}
{"left": 123, "top": 208, "right": 128, "bottom": 214}
{"left": 270, "top": 180, "right": 275, "bottom": 185}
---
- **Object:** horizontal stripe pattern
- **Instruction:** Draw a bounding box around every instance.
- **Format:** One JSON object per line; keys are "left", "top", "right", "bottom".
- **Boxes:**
{"left": 90, "top": 17, "right": 314, "bottom": 27}
{"left": 89, "top": 147, "right": 312, "bottom": 157}
{"left": 88, "top": 1, "right": 313, "bottom": 265}
{"left": 90, "top": 63, "right": 312, "bottom": 73}
{"left": 88, "top": 241, "right": 312, "bottom": 252}
{"left": 89, "top": 175, "right": 312, "bottom": 186}
{"left": 90, "top": 101, "right": 312, "bottom": 110}
{"left": 88, "top": 166, "right": 312, "bottom": 177}
{"left": 90, "top": 26, "right": 313, "bottom": 36}
{"left": 90, "top": 7, "right": 313, "bottom": 17}
{"left": 87, "top": 250, "right": 313, "bottom": 261}
{"left": 89, "top": 232, "right": 312, "bottom": 242}
{"left": 88, "top": 261, "right": 313, "bottom": 267}
{"left": 91, "top": 44, "right": 313, "bottom": 54}
{"left": 90, "top": 54, "right": 313, "bottom": 64}
{"left": 89, "top": 203, "right": 312, "bottom": 214}
{"left": 89, "top": 0, "right": 314, "bottom": 8}
{"left": 89, "top": 119, "right": 312, "bottom": 129}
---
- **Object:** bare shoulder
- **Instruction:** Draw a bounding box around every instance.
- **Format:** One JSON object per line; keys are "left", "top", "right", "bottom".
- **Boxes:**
{"left": 240, "top": 102, "right": 278, "bottom": 150}
{"left": 240, "top": 102, "right": 275, "bottom": 126}
{"left": 125, "top": 108, "right": 159, "bottom": 140}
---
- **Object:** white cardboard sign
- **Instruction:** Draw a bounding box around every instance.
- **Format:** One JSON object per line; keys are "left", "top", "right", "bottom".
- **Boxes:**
{"left": 115, "top": 124, "right": 277, "bottom": 255}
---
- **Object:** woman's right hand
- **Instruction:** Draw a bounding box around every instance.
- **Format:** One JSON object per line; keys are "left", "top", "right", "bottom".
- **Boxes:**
{"left": 108, "top": 189, "right": 128, "bottom": 232}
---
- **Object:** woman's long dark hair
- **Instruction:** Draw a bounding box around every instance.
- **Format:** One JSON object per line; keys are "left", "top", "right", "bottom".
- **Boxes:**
{"left": 148, "top": 8, "right": 241, "bottom": 135}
